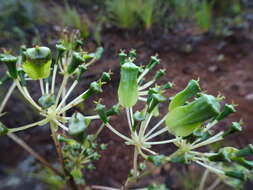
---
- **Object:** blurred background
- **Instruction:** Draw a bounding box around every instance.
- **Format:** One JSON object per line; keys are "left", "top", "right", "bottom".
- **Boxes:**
{"left": 0, "top": 0, "right": 253, "bottom": 189}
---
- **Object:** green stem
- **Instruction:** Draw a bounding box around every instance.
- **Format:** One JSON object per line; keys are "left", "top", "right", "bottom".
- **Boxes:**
{"left": 50, "top": 122, "right": 79, "bottom": 190}
{"left": 7, "top": 133, "right": 62, "bottom": 177}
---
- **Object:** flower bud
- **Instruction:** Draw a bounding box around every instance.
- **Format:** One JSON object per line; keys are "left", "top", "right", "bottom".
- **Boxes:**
{"left": 38, "top": 94, "right": 56, "bottom": 109}
{"left": 148, "top": 155, "right": 167, "bottom": 166}
{"left": 82, "top": 81, "right": 103, "bottom": 100}
{"left": 166, "top": 94, "right": 220, "bottom": 137}
{"left": 95, "top": 103, "right": 108, "bottom": 123}
{"left": 147, "top": 93, "right": 166, "bottom": 113}
{"left": 169, "top": 80, "right": 201, "bottom": 111}
{"left": 0, "top": 54, "right": 18, "bottom": 79}
{"left": 154, "top": 69, "right": 166, "bottom": 80}
{"left": 0, "top": 122, "right": 9, "bottom": 136}
{"left": 69, "top": 113, "right": 88, "bottom": 140}
{"left": 119, "top": 51, "right": 127, "bottom": 65}
{"left": 147, "top": 56, "right": 160, "bottom": 70}
{"left": 118, "top": 61, "right": 139, "bottom": 108}
{"left": 235, "top": 144, "right": 253, "bottom": 158}
{"left": 222, "top": 122, "right": 242, "bottom": 137}
{"left": 23, "top": 47, "right": 52, "bottom": 80}
{"left": 216, "top": 104, "right": 236, "bottom": 121}
{"left": 67, "top": 52, "right": 85, "bottom": 74}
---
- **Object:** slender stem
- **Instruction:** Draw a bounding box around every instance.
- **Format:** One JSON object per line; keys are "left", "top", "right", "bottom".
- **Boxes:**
{"left": 105, "top": 123, "right": 132, "bottom": 142}
{"left": 56, "top": 80, "right": 78, "bottom": 111}
{"left": 7, "top": 133, "right": 62, "bottom": 177}
{"left": 145, "top": 115, "right": 167, "bottom": 137}
{"left": 126, "top": 108, "right": 132, "bottom": 131}
{"left": 45, "top": 80, "right": 49, "bottom": 94}
{"left": 95, "top": 124, "right": 105, "bottom": 138}
{"left": 56, "top": 75, "right": 69, "bottom": 105}
{"left": 0, "top": 81, "right": 16, "bottom": 113}
{"left": 9, "top": 119, "right": 48, "bottom": 133}
{"left": 145, "top": 127, "right": 167, "bottom": 141}
{"left": 54, "top": 119, "right": 69, "bottom": 131}
{"left": 40, "top": 79, "right": 45, "bottom": 95}
{"left": 138, "top": 97, "right": 147, "bottom": 102}
{"left": 191, "top": 132, "right": 224, "bottom": 149}
{"left": 133, "top": 147, "right": 138, "bottom": 177}
{"left": 198, "top": 169, "right": 209, "bottom": 190}
{"left": 130, "top": 107, "right": 134, "bottom": 126}
{"left": 206, "top": 178, "right": 221, "bottom": 190}
{"left": 195, "top": 161, "right": 224, "bottom": 175}
{"left": 51, "top": 64, "right": 58, "bottom": 94}
{"left": 138, "top": 80, "right": 155, "bottom": 91}
{"left": 139, "top": 113, "right": 152, "bottom": 138}
{"left": 137, "top": 69, "right": 149, "bottom": 83}
{"left": 141, "top": 147, "right": 157, "bottom": 155}
{"left": 91, "top": 185, "right": 120, "bottom": 190}
{"left": 16, "top": 81, "right": 42, "bottom": 111}
{"left": 50, "top": 122, "right": 79, "bottom": 190}
{"left": 138, "top": 91, "right": 148, "bottom": 96}
{"left": 59, "top": 89, "right": 89, "bottom": 114}
{"left": 145, "top": 139, "right": 177, "bottom": 145}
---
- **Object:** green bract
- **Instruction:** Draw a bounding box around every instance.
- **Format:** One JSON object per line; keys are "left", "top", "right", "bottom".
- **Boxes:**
{"left": 169, "top": 80, "right": 201, "bottom": 111}
{"left": 118, "top": 61, "right": 139, "bottom": 108}
{"left": 166, "top": 94, "right": 220, "bottom": 137}
{"left": 23, "top": 47, "right": 52, "bottom": 80}
{"left": 0, "top": 54, "right": 18, "bottom": 79}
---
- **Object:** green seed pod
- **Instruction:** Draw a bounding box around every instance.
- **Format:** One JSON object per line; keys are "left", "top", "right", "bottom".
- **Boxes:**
{"left": 106, "top": 104, "right": 121, "bottom": 116}
{"left": 0, "top": 122, "right": 9, "bottom": 136}
{"left": 235, "top": 144, "right": 253, "bottom": 158}
{"left": 94, "top": 47, "right": 104, "bottom": 60}
{"left": 76, "top": 65, "right": 87, "bottom": 81}
{"left": 82, "top": 81, "right": 103, "bottom": 100}
{"left": 18, "top": 69, "right": 27, "bottom": 86}
{"left": 234, "top": 158, "right": 253, "bottom": 170}
{"left": 129, "top": 49, "right": 136, "bottom": 59}
{"left": 101, "top": 72, "right": 111, "bottom": 82}
{"left": 162, "top": 82, "right": 174, "bottom": 90}
{"left": 119, "top": 51, "right": 127, "bottom": 65}
{"left": 69, "top": 113, "right": 88, "bottom": 140}
{"left": 0, "top": 74, "right": 11, "bottom": 86}
{"left": 148, "top": 155, "right": 167, "bottom": 166}
{"left": 170, "top": 152, "right": 192, "bottom": 164}
{"left": 216, "top": 104, "right": 236, "bottom": 121}
{"left": 223, "top": 122, "right": 242, "bottom": 137}
{"left": 55, "top": 43, "right": 66, "bottom": 64}
{"left": 95, "top": 103, "right": 108, "bottom": 123}
{"left": 154, "top": 69, "right": 166, "bottom": 80}
{"left": 209, "top": 147, "right": 237, "bottom": 162}
{"left": 67, "top": 52, "right": 85, "bottom": 74}
{"left": 0, "top": 54, "right": 18, "bottom": 79}
{"left": 23, "top": 47, "right": 52, "bottom": 80}
{"left": 147, "top": 93, "right": 166, "bottom": 113}
{"left": 147, "top": 56, "right": 160, "bottom": 70}
{"left": 225, "top": 171, "right": 245, "bottom": 181}
{"left": 169, "top": 80, "right": 201, "bottom": 111}
{"left": 166, "top": 94, "right": 220, "bottom": 137}
{"left": 118, "top": 61, "right": 139, "bottom": 108}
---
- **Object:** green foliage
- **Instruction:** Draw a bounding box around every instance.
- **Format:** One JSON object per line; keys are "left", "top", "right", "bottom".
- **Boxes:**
{"left": 105, "top": 0, "right": 166, "bottom": 29}
{"left": 53, "top": 3, "right": 90, "bottom": 38}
